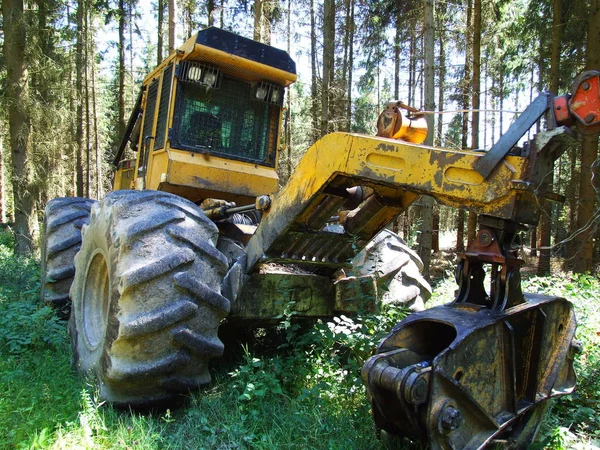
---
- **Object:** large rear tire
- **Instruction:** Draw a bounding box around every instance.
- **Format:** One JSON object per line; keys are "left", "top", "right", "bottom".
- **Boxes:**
{"left": 41, "top": 197, "right": 96, "bottom": 316}
{"left": 69, "top": 191, "right": 229, "bottom": 407}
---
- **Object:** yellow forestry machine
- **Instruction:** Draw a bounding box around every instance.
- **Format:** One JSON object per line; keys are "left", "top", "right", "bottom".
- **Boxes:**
{"left": 40, "top": 27, "right": 600, "bottom": 449}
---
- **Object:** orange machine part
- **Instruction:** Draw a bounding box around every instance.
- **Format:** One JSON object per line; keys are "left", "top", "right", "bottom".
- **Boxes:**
{"left": 553, "top": 95, "right": 573, "bottom": 126}
{"left": 376, "top": 102, "right": 428, "bottom": 144}
{"left": 569, "top": 71, "right": 600, "bottom": 135}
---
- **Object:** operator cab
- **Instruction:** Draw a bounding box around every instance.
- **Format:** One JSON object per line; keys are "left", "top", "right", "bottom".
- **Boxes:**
{"left": 113, "top": 27, "right": 297, "bottom": 206}
{"left": 172, "top": 61, "right": 283, "bottom": 167}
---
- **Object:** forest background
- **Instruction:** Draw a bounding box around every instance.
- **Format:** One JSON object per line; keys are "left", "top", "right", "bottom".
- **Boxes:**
{"left": 1, "top": 0, "right": 599, "bottom": 275}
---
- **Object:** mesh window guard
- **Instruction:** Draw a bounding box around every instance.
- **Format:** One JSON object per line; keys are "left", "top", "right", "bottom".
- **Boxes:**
{"left": 174, "top": 76, "right": 279, "bottom": 166}
{"left": 154, "top": 64, "right": 173, "bottom": 150}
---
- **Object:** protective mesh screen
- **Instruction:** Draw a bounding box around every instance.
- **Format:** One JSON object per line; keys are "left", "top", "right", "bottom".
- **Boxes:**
{"left": 174, "top": 77, "right": 278, "bottom": 165}
{"left": 142, "top": 80, "right": 159, "bottom": 139}
{"left": 154, "top": 64, "right": 173, "bottom": 150}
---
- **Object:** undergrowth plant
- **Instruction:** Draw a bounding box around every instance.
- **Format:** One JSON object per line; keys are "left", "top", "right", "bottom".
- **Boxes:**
{"left": 0, "top": 228, "right": 598, "bottom": 449}
{"left": 0, "top": 239, "right": 65, "bottom": 355}
{"left": 523, "top": 274, "right": 600, "bottom": 449}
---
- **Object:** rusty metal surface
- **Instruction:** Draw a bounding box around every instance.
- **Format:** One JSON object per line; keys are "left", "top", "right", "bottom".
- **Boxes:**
{"left": 363, "top": 293, "right": 577, "bottom": 449}
{"left": 455, "top": 218, "right": 525, "bottom": 310}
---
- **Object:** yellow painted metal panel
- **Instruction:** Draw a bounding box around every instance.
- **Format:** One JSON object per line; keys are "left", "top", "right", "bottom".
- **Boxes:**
{"left": 113, "top": 167, "right": 135, "bottom": 190}
{"left": 160, "top": 149, "right": 279, "bottom": 199}
{"left": 184, "top": 43, "right": 297, "bottom": 87}
{"left": 148, "top": 150, "right": 169, "bottom": 190}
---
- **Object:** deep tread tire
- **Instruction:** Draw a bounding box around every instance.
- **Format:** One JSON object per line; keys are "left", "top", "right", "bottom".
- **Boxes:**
{"left": 69, "top": 191, "right": 229, "bottom": 407}
{"left": 351, "top": 229, "right": 432, "bottom": 311}
{"left": 41, "top": 197, "right": 96, "bottom": 315}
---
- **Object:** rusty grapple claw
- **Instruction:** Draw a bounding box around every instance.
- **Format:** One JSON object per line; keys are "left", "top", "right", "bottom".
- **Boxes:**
{"left": 362, "top": 294, "right": 578, "bottom": 449}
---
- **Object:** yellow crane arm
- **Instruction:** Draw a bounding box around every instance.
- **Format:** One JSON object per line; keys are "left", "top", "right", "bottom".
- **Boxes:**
{"left": 246, "top": 128, "right": 565, "bottom": 271}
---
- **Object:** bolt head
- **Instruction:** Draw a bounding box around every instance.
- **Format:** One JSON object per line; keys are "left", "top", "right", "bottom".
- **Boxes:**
{"left": 582, "top": 81, "right": 591, "bottom": 91}
{"left": 441, "top": 406, "right": 463, "bottom": 431}
{"left": 585, "top": 113, "right": 596, "bottom": 124}
{"left": 478, "top": 230, "right": 493, "bottom": 247}
{"left": 570, "top": 340, "right": 583, "bottom": 355}
{"left": 255, "top": 195, "right": 272, "bottom": 211}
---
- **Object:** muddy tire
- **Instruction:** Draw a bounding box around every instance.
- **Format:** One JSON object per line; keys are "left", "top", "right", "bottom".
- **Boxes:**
{"left": 41, "top": 197, "right": 96, "bottom": 316}
{"left": 69, "top": 190, "right": 229, "bottom": 407}
{"left": 350, "top": 230, "right": 432, "bottom": 311}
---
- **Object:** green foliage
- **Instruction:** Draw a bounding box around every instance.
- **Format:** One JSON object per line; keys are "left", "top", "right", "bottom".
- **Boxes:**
{"left": 0, "top": 234, "right": 66, "bottom": 355}
{"left": 230, "top": 345, "right": 285, "bottom": 402}
{"left": 523, "top": 273, "right": 600, "bottom": 448}
{"left": 0, "top": 234, "right": 598, "bottom": 449}
{"left": 0, "top": 298, "right": 66, "bottom": 354}
{"left": 0, "top": 230, "right": 14, "bottom": 248}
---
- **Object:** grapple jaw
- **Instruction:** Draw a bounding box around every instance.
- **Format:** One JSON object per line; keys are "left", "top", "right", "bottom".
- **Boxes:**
{"left": 363, "top": 295, "right": 578, "bottom": 449}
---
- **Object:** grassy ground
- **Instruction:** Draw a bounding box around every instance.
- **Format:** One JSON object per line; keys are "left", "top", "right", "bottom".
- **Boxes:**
{"left": 0, "top": 231, "right": 598, "bottom": 449}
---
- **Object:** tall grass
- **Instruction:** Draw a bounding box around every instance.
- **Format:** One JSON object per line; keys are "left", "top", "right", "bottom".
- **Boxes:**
{"left": 0, "top": 231, "right": 598, "bottom": 449}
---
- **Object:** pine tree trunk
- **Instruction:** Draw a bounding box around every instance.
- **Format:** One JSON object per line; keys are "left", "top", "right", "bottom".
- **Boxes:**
{"left": 433, "top": 0, "right": 447, "bottom": 254}
{"left": 220, "top": 0, "right": 224, "bottom": 27}
{"left": 574, "top": 0, "right": 600, "bottom": 272}
{"left": 419, "top": 0, "right": 435, "bottom": 278}
{"left": 168, "top": 0, "right": 175, "bottom": 53}
{"left": 35, "top": 0, "right": 52, "bottom": 209}
{"left": 310, "top": 0, "right": 319, "bottom": 142}
{"left": 457, "top": 0, "right": 472, "bottom": 252}
{"left": 0, "top": 136, "right": 5, "bottom": 223}
{"left": 185, "top": 4, "right": 192, "bottom": 38}
{"left": 157, "top": 0, "right": 164, "bottom": 63}
{"left": 408, "top": 23, "right": 415, "bottom": 105}
{"left": 471, "top": 0, "right": 481, "bottom": 149}
{"left": 432, "top": 209, "right": 440, "bottom": 253}
{"left": 207, "top": 0, "right": 215, "bottom": 26}
{"left": 530, "top": 226, "right": 537, "bottom": 257}
{"left": 346, "top": 1, "right": 354, "bottom": 130}
{"left": 532, "top": 47, "right": 543, "bottom": 259}
{"left": 129, "top": 2, "right": 135, "bottom": 101}
{"left": 341, "top": 0, "right": 350, "bottom": 130}
{"left": 286, "top": 0, "right": 293, "bottom": 181}
{"left": 566, "top": 146, "right": 577, "bottom": 260}
{"left": 91, "top": 32, "right": 102, "bottom": 199}
{"left": 3, "top": 0, "right": 34, "bottom": 254}
{"left": 394, "top": 9, "right": 401, "bottom": 99}
{"left": 467, "top": 0, "right": 480, "bottom": 245}
{"left": 538, "top": 0, "right": 562, "bottom": 275}
{"left": 263, "top": 1, "right": 273, "bottom": 45}
{"left": 499, "top": 67, "right": 504, "bottom": 135}
{"left": 85, "top": 1, "right": 91, "bottom": 198}
{"left": 484, "top": 55, "right": 488, "bottom": 146}
{"left": 321, "top": 0, "right": 335, "bottom": 137}
{"left": 456, "top": 210, "right": 465, "bottom": 252}
{"left": 254, "top": 0, "right": 263, "bottom": 41}
{"left": 76, "top": 0, "right": 85, "bottom": 197}
{"left": 436, "top": 2, "right": 446, "bottom": 147}
{"left": 118, "top": 0, "right": 126, "bottom": 141}
{"left": 391, "top": 4, "right": 401, "bottom": 234}
{"left": 66, "top": 0, "right": 76, "bottom": 197}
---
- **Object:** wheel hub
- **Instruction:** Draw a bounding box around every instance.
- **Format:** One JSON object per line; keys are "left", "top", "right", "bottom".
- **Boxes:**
{"left": 82, "top": 251, "right": 110, "bottom": 350}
